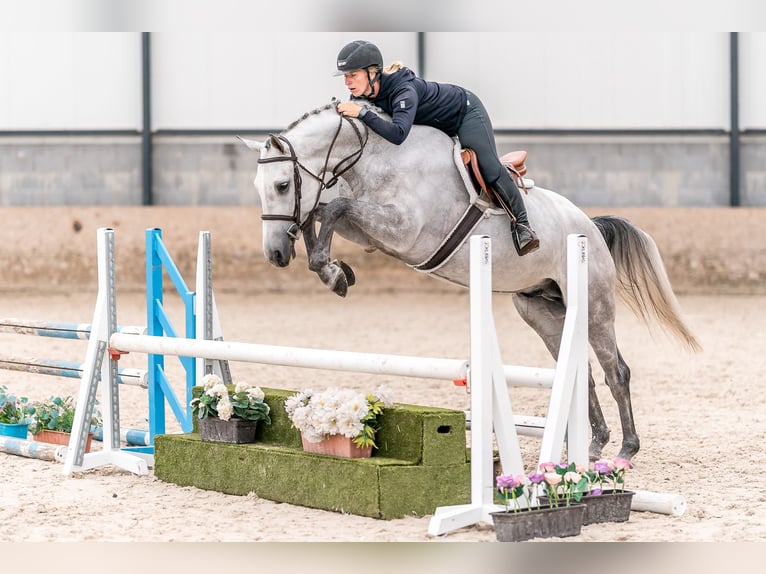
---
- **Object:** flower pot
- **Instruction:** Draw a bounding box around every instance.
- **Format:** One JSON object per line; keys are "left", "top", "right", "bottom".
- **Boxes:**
{"left": 198, "top": 416, "right": 258, "bottom": 444}
{"left": 301, "top": 433, "right": 373, "bottom": 458}
{"left": 33, "top": 430, "right": 93, "bottom": 453}
{"left": 491, "top": 503, "right": 586, "bottom": 542}
{"left": 0, "top": 421, "right": 30, "bottom": 439}
{"left": 579, "top": 489, "right": 634, "bottom": 524}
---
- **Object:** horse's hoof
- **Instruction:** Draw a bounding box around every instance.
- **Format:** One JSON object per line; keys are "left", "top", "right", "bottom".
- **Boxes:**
{"left": 617, "top": 444, "right": 639, "bottom": 463}
{"left": 339, "top": 260, "right": 356, "bottom": 286}
{"left": 331, "top": 275, "right": 348, "bottom": 297}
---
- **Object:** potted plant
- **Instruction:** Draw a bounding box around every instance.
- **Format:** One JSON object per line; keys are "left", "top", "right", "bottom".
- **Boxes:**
{"left": 30, "top": 395, "right": 99, "bottom": 453}
{"left": 491, "top": 462, "right": 587, "bottom": 542}
{"left": 578, "top": 457, "right": 634, "bottom": 524}
{"left": 0, "top": 386, "right": 35, "bottom": 439}
{"left": 284, "top": 385, "right": 394, "bottom": 458}
{"left": 190, "top": 374, "right": 271, "bottom": 443}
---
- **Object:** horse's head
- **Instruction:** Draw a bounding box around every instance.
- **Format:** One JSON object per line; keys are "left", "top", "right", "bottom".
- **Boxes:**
{"left": 239, "top": 102, "right": 366, "bottom": 268}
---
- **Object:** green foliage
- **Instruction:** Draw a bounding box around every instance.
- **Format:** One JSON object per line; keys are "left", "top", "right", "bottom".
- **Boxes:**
{"left": 0, "top": 385, "right": 35, "bottom": 424}
{"left": 353, "top": 391, "right": 388, "bottom": 448}
{"left": 30, "top": 395, "right": 101, "bottom": 435}
{"left": 229, "top": 390, "right": 271, "bottom": 423}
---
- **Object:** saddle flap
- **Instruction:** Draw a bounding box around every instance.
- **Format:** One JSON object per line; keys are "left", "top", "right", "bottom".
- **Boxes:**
{"left": 500, "top": 150, "right": 527, "bottom": 177}
{"left": 460, "top": 149, "right": 488, "bottom": 193}
{"left": 460, "top": 147, "right": 530, "bottom": 202}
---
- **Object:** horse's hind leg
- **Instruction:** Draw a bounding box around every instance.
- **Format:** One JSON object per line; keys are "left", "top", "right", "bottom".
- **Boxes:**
{"left": 512, "top": 289, "right": 611, "bottom": 462}
{"left": 589, "top": 319, "right": 639, "bottom": 461}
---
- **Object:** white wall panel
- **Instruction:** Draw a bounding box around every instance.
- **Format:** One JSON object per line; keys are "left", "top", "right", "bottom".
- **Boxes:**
{"left": 1, "top": 32, "right": 761, "bottom": 132}
{"left": 740, "top": 33, "right": 766, "bottom": 129}
{"left": 426, "top": 32, "right": 730, "bottom": 130}
{"left": 0, "top": 33, "right": 141, "bottom": 130}
{"left": 150, "top": 32, "right": 418, "bottom": 130}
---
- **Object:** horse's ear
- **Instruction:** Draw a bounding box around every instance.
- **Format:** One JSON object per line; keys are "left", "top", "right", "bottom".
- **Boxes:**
{"left": 269, "top": 134, "right": 285, "bottom": 154}
{"left": 236, "top": 136, "right": 263, "bottom": 151}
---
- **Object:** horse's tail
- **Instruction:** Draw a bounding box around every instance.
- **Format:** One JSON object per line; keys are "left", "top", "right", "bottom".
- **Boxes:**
{"left": 592, "top": 215, "right": 702, "bottom": 352}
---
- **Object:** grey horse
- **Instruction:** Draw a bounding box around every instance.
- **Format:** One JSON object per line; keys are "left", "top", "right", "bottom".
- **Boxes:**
{"left": 240, "top": 100, "right": 700, "bottom": 462}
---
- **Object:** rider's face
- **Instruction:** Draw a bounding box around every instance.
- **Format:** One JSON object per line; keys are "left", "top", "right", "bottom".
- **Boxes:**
{"left": 344, "top": 69, "right": 376, "bottom": 97}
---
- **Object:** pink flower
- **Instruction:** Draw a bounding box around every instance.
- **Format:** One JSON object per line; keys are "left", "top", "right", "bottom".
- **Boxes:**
{"left": 544, "top": 472, "right": 562, "bottom": 486}
{"left": 496, "top": 475, "right": 515, "bottom": 489}
{"left": 594, "top": 459, "right": 614, "bottom": 474}
{"left": 614, "top": 458, "right": 631, "bottom": 471}
{"left": 596, "top": 458, "right": 615, "bottom": 469}
{"left": 539, "top": 461, "right": 556, "bottom": 473}
{"left": 527, "top": 473, "right": 545, "bottom": 485}
{"left": 564, "top": 471, "right": 581, "bottom": 483}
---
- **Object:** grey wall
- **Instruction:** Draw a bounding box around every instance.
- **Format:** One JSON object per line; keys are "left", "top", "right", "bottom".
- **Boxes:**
{"left": 0, "top": 136, "right": 142, "bottom": 205}
{"left": 4, "top": 134, "right": 762, "bottom": 207}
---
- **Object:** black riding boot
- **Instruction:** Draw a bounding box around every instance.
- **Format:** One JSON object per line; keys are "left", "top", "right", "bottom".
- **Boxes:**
{"left": 493, "top": 177, "right": 540, "bottom": 256}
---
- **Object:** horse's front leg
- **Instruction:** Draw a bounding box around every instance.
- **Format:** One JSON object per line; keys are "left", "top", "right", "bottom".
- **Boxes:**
{"left": 308, "top": 197, "right": 405, "bottom": 297}
{"left": 303, "top": 204, "right": 356, "bottom": 297}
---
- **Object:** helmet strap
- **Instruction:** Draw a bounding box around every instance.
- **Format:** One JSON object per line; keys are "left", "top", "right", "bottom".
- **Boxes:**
{"left": 365, "top": 69, "right": 378, "bottom": 98}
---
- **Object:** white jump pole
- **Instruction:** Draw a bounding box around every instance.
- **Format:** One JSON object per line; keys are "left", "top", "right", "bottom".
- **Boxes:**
{"left": 631, "top": 490, "right": 686, "bottom": 516}
{"left": 110, "top": 334, "right": 470, "bottom": 382}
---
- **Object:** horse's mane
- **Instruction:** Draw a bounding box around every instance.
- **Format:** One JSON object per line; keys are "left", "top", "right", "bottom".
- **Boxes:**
{"left": 284, "top": 100, "right": 340, "bottom": 133}
{"left": 283, "top": 98, "right": 386, "bottom": 134}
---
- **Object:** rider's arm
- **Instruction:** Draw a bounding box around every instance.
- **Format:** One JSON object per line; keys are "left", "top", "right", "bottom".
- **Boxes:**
{"left": 358, "top": 85, "right": 419, "bottom": 145}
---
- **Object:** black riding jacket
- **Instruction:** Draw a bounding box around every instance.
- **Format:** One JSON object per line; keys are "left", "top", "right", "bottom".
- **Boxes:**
{"left": 353, "top": 68, "right": 467, "bottom": 144}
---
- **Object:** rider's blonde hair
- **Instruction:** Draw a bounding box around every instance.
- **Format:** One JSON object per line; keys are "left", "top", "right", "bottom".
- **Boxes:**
{"left": 367, "top": 61, "right": 404, "bottom": 76}
{"left": 383, "top": 61, "right": 404, "bottom": 74}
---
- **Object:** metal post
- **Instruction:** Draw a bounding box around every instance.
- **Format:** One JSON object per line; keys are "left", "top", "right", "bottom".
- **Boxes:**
{"left": 417, "top": 32, "right": 426, "bottom": 78}
{"left": 141, "top": 32, "right": 153, "bottom": 206}
{"left": 729, "top": 32, "right": 740, "bottom": 207}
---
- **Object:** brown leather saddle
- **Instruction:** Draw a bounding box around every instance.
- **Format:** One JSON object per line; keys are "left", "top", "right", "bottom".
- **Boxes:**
{"left": 460, "top": 149, "right": 529, "bottom": 202}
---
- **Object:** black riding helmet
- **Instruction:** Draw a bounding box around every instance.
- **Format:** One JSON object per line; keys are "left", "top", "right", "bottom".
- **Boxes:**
{"left": 334, "top": 40, "right": 383, "bottom": 75}
{"left": 334, "top": 40, "right": 383, "bottom": 96}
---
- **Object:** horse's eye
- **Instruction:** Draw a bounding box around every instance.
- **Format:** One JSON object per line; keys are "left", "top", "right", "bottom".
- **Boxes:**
{"left": 276, "top": 181, "right": 290, "bottom": 194}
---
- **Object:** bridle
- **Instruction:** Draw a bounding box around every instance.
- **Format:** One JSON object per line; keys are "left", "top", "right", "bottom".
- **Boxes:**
{"left": 257, "top": 107, "right": 368, "bottom": 240}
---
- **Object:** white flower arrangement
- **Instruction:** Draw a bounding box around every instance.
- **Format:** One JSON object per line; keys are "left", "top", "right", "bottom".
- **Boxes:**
{"left": 190, "top": 374, "right": 271, "bottom": 424}
{"left": 284, "top": 385, "right": 394, "bottom": 448}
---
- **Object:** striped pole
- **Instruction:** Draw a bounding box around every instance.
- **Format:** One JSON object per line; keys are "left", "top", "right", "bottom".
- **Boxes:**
{"left": 0, "top": 319, "right": 145, "bottom": 340}
{"left": 0, "top": 357, "right": 147, "bottom": 387}
{"left": 91, "top": 426, "right": 151, "bottom": 447}
{"left": 0, "top": 436, "right": 67, "bottom": 463}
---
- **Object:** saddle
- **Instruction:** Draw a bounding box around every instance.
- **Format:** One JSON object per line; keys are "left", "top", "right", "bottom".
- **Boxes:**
{"left": 460, "top": 148, "right": 530, "bottom": 202}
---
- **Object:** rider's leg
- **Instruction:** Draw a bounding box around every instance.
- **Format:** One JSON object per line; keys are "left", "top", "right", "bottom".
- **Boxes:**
{"left": 456, "top": 91, "right": 539, "bottom": 256}
{"left": 492, "top": 170, "right": 540, "bottom": 256}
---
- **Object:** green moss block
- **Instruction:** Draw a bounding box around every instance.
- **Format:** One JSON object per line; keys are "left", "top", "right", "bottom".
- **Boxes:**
{"left": 378, "top": 464, "right": 471, "bottom": 518}
{"left": 163, "top": 387, "right": 471, "bottom": 518}
{"left": 375, "top": 405, "right": 466, "bottom": 466}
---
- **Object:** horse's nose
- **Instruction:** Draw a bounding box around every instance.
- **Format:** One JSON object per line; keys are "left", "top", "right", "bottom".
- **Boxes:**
{"left": 268, "top": 248, "right": 291, "bottom": 268}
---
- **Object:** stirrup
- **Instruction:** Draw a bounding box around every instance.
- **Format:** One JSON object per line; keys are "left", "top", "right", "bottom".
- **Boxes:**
{"left": 511, "top": 223, "right": 540, "bottom": 256}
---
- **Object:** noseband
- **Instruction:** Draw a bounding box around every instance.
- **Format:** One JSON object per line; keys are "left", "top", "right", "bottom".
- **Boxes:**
{"left": 257, "top": 110, "right": 368, "bottom": 240}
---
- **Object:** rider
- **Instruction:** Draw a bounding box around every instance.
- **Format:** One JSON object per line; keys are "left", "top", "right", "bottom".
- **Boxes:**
{"left": 334, "top": 40, "right": 539, "bottom": 256}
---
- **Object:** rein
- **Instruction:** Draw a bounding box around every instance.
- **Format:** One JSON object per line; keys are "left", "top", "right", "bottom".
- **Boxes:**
{"left": 257, "top": 109, "right": 368, "bottom": 239}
